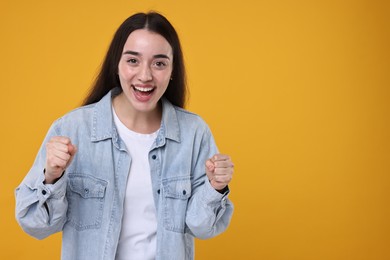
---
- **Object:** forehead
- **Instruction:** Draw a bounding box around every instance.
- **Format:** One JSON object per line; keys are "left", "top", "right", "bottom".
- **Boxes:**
{"left": 123, "top": 29, "right": 172, "bottom": 57}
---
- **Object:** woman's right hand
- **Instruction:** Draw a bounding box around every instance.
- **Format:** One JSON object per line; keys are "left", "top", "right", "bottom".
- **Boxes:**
{"left": 44, "top": 136, "right": 77, "bottom": 184}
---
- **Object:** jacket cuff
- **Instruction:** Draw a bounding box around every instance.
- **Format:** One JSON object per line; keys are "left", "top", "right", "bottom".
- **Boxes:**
{"left": 201, "top": 178, "right": 230, "bottom": 207}
{"left": 35, "top": 170, "right": 67, "bottom": 202}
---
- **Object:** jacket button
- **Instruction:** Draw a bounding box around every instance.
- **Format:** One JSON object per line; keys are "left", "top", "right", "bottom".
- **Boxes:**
{"left": 152, "top": 155, "right": 157, "bottom": 160}
{"left": 182, "top": 190, "right": 186, "bottom": 195}
{"left": 42, "top": 190, "right": 47, "bottom": 195}
{"left": 157, "top": 189, "right": 160, "bottom": 194}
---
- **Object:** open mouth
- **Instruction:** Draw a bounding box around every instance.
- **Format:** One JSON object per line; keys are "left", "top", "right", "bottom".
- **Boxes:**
{"left": 132, "top": 85, "right": 155, "bottom": 95}
{"left": 131, "top": 85, "right": 156, "bottom": 102}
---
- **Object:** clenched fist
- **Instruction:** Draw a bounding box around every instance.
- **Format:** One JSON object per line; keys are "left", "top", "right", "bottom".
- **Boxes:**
{"left": 205, "top": 154, "right": 234, "bottom": 192}
{"left": 44, "top": 136, "right": 77, "bottom": 184}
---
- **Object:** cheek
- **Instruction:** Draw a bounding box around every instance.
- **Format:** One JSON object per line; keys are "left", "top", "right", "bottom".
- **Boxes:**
{"left": 118, "top": 67, "right": 135, "bottom": 82}
{"left": 117, "top": 73, "right": 126, "bottom": 86}
{"left": 159, "top": 78, "right": 171, "bottom": 90}
{"left": 156, "top": 71, "right": 172, "bottom": 85}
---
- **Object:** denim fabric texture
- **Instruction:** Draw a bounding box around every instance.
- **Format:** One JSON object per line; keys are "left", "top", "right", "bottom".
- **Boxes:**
{"left": 15, "top": 88, "right": 233, "bottom": 260}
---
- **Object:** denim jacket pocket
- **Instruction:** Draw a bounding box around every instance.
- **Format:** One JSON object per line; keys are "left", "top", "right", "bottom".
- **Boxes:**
{"left": 162, "top": 176, "right": 192, "bottom": 233}
{"left": 67, "top": 174, "right": 107, "bottom": 231}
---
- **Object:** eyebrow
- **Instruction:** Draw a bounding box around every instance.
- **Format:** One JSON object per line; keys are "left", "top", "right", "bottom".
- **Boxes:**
{"left": 123, "top": 50, "right": 171, "bottom": 60}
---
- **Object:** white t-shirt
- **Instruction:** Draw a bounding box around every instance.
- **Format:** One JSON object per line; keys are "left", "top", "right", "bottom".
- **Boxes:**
{"left": 113, "top": 109, "right": 158, "bottom": 260}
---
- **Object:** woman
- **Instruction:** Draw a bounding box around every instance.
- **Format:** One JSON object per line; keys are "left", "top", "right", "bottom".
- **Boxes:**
{"left": 15, "top": 12, "right": 234, "bottom": 260}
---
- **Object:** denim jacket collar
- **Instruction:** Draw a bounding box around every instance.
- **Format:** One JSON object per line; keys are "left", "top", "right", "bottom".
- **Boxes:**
{"left": 90, "top": 88, "right": 181, "bottom": 145}
{"left": 160, "top": 96, "right": 181, "bottom": 143}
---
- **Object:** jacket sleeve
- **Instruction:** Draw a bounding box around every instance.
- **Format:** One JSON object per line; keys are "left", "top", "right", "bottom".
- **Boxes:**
{"left": 15, "top": 121, "right": 68, "bottom": 240}
{"left": 185, "top": 125, "right": 234, "bottom": 239}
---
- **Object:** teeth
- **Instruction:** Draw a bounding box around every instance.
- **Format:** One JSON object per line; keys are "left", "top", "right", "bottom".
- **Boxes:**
{"left": 134, "top": 86, "right": 153, "bottom": 92}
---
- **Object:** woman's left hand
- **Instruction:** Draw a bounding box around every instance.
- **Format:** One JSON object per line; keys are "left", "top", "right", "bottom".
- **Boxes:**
{"left": 205, "top": 154, "right": 234, "bottom": 191}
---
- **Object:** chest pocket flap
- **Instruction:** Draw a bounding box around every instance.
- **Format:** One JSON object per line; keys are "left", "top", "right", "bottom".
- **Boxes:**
{"left": 163, "top": 176, "right": 191, "bottom": 199}
{"left": 68, "top": 174, "right": 107, "bottom": 199}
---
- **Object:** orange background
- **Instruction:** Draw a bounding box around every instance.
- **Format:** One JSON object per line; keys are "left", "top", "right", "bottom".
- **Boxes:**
{"left": 1, "top": 0, "right": 389, "bottom": 259}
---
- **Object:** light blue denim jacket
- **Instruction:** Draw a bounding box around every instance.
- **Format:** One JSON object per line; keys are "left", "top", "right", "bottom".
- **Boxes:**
{"left": 15, "top": 88, "right": 233, "bottom": 260}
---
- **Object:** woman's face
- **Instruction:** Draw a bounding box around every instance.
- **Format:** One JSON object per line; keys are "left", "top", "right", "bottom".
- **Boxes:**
{"left": 117, "top": 29, "right": 173, "bottom": 114}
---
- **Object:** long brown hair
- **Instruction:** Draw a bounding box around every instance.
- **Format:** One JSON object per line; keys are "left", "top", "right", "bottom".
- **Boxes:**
{"left": 83, "top": 12, "right": 187, "bottom": 108}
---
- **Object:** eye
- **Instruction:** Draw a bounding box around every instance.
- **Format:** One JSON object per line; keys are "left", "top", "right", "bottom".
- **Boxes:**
{"left": 154, "top": 61, "right": 167, "bottom": 69}
{"left": 126, "top": 58, "right": 138, "bottom": 64}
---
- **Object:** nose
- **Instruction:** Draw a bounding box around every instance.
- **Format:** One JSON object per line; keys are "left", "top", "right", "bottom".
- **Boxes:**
{"left": 138, "top": 64, "right": 152, "bottom": 82}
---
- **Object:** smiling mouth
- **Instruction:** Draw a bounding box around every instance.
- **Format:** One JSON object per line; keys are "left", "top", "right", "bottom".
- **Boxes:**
{"left": 132, "top": 85, "right": 155, "bottom": 95}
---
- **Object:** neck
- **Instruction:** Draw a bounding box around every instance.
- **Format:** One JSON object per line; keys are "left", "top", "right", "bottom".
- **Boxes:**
{"left": 112, "top": 95, "right": 162, "bottom": 134}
